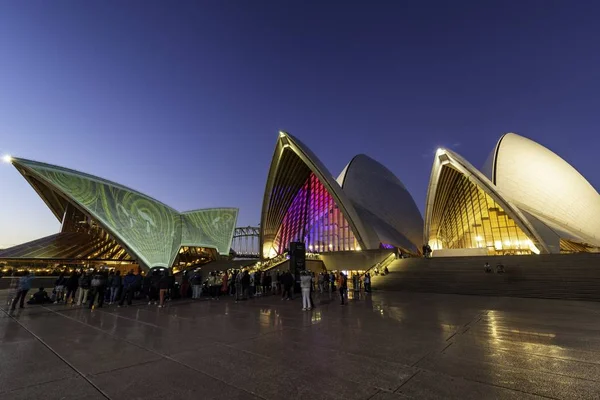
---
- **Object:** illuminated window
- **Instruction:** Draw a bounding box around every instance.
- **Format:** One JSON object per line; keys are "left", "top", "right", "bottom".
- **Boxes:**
{"left": 430, "top": 166, "right": 537, "bottom": 255}
{"left": 273, "top": 173, "right": 358, "bottom": 255}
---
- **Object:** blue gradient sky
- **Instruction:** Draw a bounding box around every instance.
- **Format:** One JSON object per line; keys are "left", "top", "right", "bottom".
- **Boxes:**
{"left": 1, "top": 1, "right": 599, "bottom": 248}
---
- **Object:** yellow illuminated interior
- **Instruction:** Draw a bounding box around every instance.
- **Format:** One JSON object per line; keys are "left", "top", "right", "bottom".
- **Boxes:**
{"left": 430, "top": 165, "right": 538, "bottom": 255}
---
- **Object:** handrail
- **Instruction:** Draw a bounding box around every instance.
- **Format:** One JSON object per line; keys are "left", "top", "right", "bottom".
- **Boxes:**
{"left": 363, "top": 252, "right": 395, "bottom": 277}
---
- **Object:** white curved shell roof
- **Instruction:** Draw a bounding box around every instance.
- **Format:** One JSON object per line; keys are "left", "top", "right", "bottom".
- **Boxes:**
{"left": 492, "top": 133, "right": 600, "bottom": 247}
{"left": 338, "top": 154, "right": 423, "bottom": 252}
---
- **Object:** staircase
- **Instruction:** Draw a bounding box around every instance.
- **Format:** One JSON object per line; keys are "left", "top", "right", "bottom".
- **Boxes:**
{"left": 371, "top": 253, "right": 600, "bottom": 301}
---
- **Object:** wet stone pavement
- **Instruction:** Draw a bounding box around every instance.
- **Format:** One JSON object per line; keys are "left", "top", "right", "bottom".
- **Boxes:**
{"left": 1, "top": 290, "right": 600, "bottom": 400}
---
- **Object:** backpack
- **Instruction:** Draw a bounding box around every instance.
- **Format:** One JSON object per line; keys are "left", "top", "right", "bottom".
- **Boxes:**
{"left": 91, "top": 275, "right": 103, "bottom": 287}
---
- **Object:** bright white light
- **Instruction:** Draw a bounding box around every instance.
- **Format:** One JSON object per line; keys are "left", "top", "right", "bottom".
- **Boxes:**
{"left": 2, "top": 154, "right": 12, "bottom": 163}
{"left": 475, "top": 236, "right": 483, "bottom": 241}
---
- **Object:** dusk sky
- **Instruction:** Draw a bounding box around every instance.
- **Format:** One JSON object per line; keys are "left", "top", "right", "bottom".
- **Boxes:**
{"left": 1, "top": 1, "right": 599, "bottom": 248}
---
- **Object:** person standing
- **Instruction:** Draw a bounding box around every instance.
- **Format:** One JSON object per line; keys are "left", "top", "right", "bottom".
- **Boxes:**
{"left": 10, "top": 270, "right": 34, "bottom": 310}
{"left": 89, "top": 270, "right": 107, "bottom": 309}
{"left": 77, "top": 271, "right": 91, "bottom": 305}
{"left": 158, "top": 273, "right": 170, "bottom": 307}
{"left": 221, "top": 270, "right": 229, "bottom": 297}
{"left": 148, "top": 272, "right": 160, "bottom": 305}
{"left": 271, "top": 270, "right": 278, "bottom": 295}
{"left": 235, "top": 269, "right": 243, "bottom": 302}
{"left": 191, "top": 271, "right": 203, "bottom": 299}
{"left": 300, "top": 271, "right": 312, "bottom": 311}
{"left": 109, "top": 270, "right": 122, "bottom": 304}
{"left": 249, "top": 271, "right": 256, "bottom": 298}
{"left": 119, "top": 270, "right": 136, "bottom": 307}
{"left": 180, "top": 271, "right": 190, "bottom": 299}
{"left": 352, "top": 273, "right": 360, "bottom": 300}
{"left": 241, "top": 270, "right": 250, "bottom": 299}
{"left": 65, "top": 271, "right": 79, "bottom": 305}
{"left": 54, "top": 272, "right": 66, "bottom": 304}
{"left": 281, "top": 271, "right": 294, "bottom": 300}
{"left": 364, "top": 273, "right": 371, "bottom": 293}
{"left": 338, "top": 272, "right": 347, "bottom": 305}
{"left": 330, "top": 272, "right": 336, "bottom": 293}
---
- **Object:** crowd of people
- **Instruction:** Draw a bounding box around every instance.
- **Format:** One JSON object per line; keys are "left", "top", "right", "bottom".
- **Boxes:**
{"left": 8, "top": 265, "right": 377, "bottom": 312}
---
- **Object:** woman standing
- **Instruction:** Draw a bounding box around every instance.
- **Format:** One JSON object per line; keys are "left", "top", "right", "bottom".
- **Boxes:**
{"left": 221, "top": 270, "right": 228, "bottom": 297}
{"left": 300, "top": 271, "right": 312, "bottom": 311}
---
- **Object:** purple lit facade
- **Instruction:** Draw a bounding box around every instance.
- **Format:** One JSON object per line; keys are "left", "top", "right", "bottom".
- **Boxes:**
{"left": 273, "top": 172, "right": 359, "bottom": 254}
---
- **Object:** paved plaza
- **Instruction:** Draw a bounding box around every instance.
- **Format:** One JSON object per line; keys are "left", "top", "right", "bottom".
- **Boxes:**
{"left": 1, "top": 289, "right": 600, "bottom": 400}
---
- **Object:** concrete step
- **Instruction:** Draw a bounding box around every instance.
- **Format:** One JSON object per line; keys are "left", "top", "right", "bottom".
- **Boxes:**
{"left": 372, "top": 254, "right": 600, "bottom": 301}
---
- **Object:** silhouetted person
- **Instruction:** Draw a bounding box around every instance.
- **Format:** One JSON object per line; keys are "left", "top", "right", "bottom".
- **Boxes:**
{"left": 109, "top": 270, "right": 122, "bottom": 304}
{"left": 338, "top": 272, "right": 348, "bottom": 305}
{"left": 89, "top": 271, "right": 107, "bottom": 309}
{"left": 119, "top": 270, "right": 136, "bottom": 307}
{"left": 65, "top": 271, "right": 79, "bottom": 304}
{"left": 281, "top": 271, "right": 294, "bottom": 300}
{"left": 28, "top": 287, "right": 52, "bottom": 304}
{"left": 54, "top": 272, "right": 67, "bottom": 303}
{"left": 158, "top": 273, "right": 170, "bottom": 307}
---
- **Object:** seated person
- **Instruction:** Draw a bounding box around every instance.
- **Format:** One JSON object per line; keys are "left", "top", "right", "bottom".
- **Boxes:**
{"left": 27, "top": 287, "right": 52, "bottom": 304}
{"left": 484, "top": 262, "right": 492, "bottom": 273}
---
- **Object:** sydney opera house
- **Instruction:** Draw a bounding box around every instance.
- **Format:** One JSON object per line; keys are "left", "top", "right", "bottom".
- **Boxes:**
{"left": 260, "top": 131, "right": 599, "bottom": 260}
{"left": 260, "top": 132, "right": 423, "bottom": 260}
{"left": 0, "top": 158, "right": 238, "bottom": 270}
{"left": 425, "top": 133, "right": 600, "bottom": 256}
{"left": 2, "top": 131, "right": 598, "bottom": 272}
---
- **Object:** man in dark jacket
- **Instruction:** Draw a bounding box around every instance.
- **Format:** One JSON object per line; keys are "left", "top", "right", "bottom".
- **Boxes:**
{"left": 77, "top": 271, "right": 91, "bottom": 305}
{"left": 109, "top": 270, "right": 122, "bottom": 304}
{"left": 65, "top": 271, "right": 79, "bottom": 305}
{"left": 119, "top": 270, "right": 136, "bottom": 307}
{"left": 281, "top": 271, "right": 294, "bottom": 300}
{"left": 27, "top": 287, "right": 52, "bottom": 304}
{"left": 241, "top": 270, "right": 250, "bottom": 299}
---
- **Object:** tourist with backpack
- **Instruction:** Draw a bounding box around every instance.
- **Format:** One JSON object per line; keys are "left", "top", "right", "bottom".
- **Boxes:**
{"left": 88, "top": 270, "right": 107, "bottom": 309}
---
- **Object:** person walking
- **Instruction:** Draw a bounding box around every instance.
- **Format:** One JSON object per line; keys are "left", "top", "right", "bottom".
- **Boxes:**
{"left": 338, "top": 272, "right": 348, "bottom": 305}
{"left": 300, "top": 271, "right": 312, "bottom": 310}
{"left": 77, "top": 271, "right": 91, "bottom": 305}
{"left": 364, "top": 272, "right": 371, "bottom": 293}
{"left": 109, "top": 270, "right": 122, "bottom": 304}
{"left": 10, "top": 270, "right": 34, "bottom": 311}
{"left": 65, "top": 271, "right": 79, "bottom": 305}
{"left": 119, "top": 270, "right": 136, "bottom": 307}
